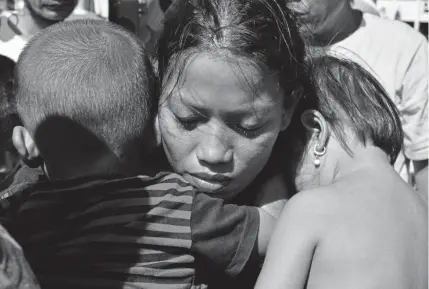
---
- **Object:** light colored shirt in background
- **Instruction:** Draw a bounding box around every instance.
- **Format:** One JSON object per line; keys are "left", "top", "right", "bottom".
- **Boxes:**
{"left": 328, "top": 13, "right": 428, "bottom": 184}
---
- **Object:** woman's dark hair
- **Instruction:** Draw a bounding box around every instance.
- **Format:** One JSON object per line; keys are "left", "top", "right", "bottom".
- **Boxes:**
{"left": 310, "top": 55, "right": 403, "bottom": 164}
{"left": 156, "top": 0, "right": 311, "bottom": 106}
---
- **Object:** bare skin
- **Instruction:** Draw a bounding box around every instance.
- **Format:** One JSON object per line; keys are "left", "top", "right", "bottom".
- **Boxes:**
{"left": 255, "top": 111, "right": 428, "bottom": 289}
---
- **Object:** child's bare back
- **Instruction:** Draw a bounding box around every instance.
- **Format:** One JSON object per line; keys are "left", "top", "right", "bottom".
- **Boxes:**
{"left": 305, "top": 165, "right": 427, "bottom": 289}
{"left": 257, "top": 150, "right": 427, "bottom": 289}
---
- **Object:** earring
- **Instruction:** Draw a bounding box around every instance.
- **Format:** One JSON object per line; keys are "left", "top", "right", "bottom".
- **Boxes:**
{"left": 313, "top": 143, "right": 326, "bottom": 168}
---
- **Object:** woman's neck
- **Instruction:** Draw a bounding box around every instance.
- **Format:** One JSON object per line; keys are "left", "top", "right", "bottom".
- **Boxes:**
{"left": 17, "top": 6, "right": 55, "bottom": 37}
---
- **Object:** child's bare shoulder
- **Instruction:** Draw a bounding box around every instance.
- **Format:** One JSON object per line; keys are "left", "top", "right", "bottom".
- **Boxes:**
{"left": 282, "top": 187, "right": 344, "bottom": 233}
{"left": 286, "top": 186, "right": 343, "bottom": 216}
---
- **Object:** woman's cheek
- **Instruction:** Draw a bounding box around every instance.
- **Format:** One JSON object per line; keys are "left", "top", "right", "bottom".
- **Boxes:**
{"left": 161, "top": 130, "right": 196, "bottom": 171}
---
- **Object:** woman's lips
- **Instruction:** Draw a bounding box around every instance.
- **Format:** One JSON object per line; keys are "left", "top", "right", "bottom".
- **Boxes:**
{"left": 186, "top": 172, "right": 232, "bottom": 192}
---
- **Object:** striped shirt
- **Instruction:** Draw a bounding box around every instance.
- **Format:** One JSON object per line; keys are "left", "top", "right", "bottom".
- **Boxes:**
{"left": 2, "top": 172, "right": 259, "bottom": 289}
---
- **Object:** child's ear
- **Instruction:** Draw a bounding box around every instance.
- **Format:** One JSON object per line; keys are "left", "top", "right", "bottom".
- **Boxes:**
{"left": 12, "top": 126, "right": 41, "bottom": 166}
{"left": 154, "top": 113, "right": 162, "bottom": 147}
{"left": 301, "top": 109, "right": 330, "bottom": 148}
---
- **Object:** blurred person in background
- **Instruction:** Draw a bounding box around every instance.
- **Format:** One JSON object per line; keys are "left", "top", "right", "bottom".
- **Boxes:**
{"left": 0, "top": 0, "right": 103, "bottom": 61}
{"left": 290, "top": 0, "right": 428, "bottom": 201}
{"left": 354, "top": 0, "right": 380, "bottom": 15}
{"left": 0, "top": 55, "right": 20, "bottom": 184}
{"left": 67, "top": 0, "right": 102, "bottom": 20}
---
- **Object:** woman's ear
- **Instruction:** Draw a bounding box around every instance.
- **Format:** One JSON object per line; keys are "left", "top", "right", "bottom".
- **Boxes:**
{"left": 301, "top": 109, "right": 330, "bottom": 149}
{"left": 12, "top": 126, "right": 41, "bottom": 166}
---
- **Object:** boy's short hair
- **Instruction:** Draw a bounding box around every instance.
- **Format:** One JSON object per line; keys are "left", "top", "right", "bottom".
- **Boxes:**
{"left": 15, "top": 20, "right": 156, "bottom": 160}
{"left": 311, "top": 55, "right": 403, "bottom": 163}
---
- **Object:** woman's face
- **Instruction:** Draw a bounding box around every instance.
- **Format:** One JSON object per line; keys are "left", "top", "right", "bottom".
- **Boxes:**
{"left": 158, "top": 53, "right": 290, "bottom": 199}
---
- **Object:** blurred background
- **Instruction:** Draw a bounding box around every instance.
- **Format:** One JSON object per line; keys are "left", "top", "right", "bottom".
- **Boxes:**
{"left": 375, "top": 0, "right": 428, "bottom": 37}
{"left": 0, "top": 0, "right": 426, "bottom": 41}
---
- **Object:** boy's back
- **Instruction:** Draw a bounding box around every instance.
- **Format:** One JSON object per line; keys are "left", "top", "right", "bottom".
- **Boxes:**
{"left": 306, "top": 164, "right": 427, "bottom": 289}
{"left": 4, "top": 172, "right": 259, "bottom": 289}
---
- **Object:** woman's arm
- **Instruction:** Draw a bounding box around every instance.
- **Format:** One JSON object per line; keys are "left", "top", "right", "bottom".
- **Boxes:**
{"left": 255, "top": 192, "right": 323, "bottom": 289}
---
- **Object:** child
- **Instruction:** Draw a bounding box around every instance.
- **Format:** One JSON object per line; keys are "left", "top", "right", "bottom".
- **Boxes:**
{"left": 4, "top": 19, "right": 275, "bottom": 289}
{"left": 255, "top": 56, "right": 428, "bottom": 289}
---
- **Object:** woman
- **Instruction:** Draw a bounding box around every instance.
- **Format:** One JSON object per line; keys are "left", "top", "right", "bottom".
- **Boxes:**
{"left": 154, "top": 0, "right": 314, "bottom": 287}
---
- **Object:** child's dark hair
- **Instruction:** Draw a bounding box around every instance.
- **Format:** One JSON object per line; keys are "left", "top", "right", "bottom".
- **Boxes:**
{"left": 15, "top": 20, "right": 156, "bottom": 160}
{"left": 311, "top": 55, "right": 403, "bottom": 163}
{"left": 156, "top": 0, "right": 311, "bottom": 108}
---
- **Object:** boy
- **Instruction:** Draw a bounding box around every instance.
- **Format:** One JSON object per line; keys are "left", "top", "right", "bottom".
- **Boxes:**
{"left": 255, "top": 56, "right": 428, "bottom": 289}
{"left": 3, "top": 20, "right": 274, "bottom": 289}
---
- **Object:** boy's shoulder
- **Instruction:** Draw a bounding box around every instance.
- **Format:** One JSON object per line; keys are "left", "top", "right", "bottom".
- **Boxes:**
{"left": 0, "top": 171, "right": 197, "bottom": 218}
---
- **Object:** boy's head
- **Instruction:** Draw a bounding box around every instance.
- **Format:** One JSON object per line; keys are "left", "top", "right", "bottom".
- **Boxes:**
{"left": 302, "top": 55, "right": 403, "bottom": 164}
{"left": 13, "top": 19, "right": 157, "bottom": 178}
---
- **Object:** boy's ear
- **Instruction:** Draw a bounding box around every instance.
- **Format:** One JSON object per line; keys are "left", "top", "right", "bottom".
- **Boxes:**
{"left": 154, "top": 114, "right": 162, "bottom": 147}
{"left": 12, "top": 126, "right": 41, "bottom": 165}
{"left": 301, "top": 109, "right": 330, "bottom": 148}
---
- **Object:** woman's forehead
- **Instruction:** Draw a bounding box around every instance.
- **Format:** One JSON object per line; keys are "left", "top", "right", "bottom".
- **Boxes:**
{"left": 164, "top": 52, "right": 284, "bottom": 112}
{"left": 178, "top": 52, "right": 265, "bottom": 87}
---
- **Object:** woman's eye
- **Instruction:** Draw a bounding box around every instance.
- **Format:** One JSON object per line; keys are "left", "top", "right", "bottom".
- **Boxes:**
{"left": 177, "top": 117, "right": 200, "bottom": 130}
{"left": 233, "top": 123, "right": 261, "bottom": 138}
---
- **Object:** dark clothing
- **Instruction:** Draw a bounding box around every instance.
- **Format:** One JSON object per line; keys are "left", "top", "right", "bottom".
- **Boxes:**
{"left": 0, "top": 164, "right": 45, "bottom": 219}
{"left": 0, "top": 147, "right": 290, "bottom": 289}
{"left": 3, "top": 172, "right": 259, "bottom": 289}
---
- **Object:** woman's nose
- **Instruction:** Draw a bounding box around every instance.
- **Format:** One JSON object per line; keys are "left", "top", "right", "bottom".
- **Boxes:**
{"left": 196, "top": 133, "right": 233, "bottom": 165}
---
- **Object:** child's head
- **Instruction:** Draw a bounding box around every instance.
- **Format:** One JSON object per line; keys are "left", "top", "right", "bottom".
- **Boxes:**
{"left": 309, "top": 55, "right": 402, "bottom": 162}
{"left": 295, "top": 55, "right": 403, "bottom": 189}
{"left": 296, "top": 55, "right": 403, "bottom": 190}
{"left": 13, "top": 20, "right": 157, "bottom": 178}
